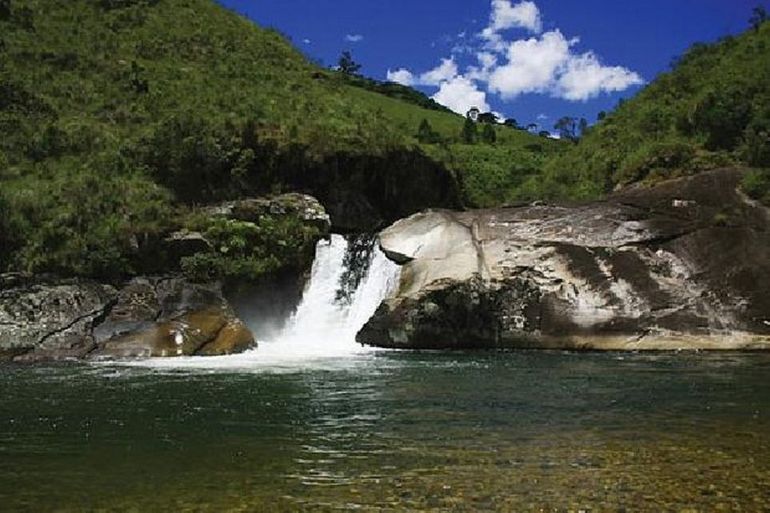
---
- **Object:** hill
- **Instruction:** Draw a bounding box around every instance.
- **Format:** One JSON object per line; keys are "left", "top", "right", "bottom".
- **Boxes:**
{"left": 536, "top": 20, "right": 770, "bottom": 200}
{"left": 0, "top": 0, "right": 560, "bottom": 279}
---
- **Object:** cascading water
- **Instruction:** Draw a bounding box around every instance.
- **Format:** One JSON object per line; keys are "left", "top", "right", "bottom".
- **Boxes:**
{"left": 119, "top": 234, "right": 400, "bottom": 369}
{"left": 256, "top": 234, "right": 400, "bottom": 360}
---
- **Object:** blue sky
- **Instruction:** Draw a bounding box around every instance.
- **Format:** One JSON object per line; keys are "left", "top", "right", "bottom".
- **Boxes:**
{"left": 219, "top": 0, "right": 769, "bottom": 130}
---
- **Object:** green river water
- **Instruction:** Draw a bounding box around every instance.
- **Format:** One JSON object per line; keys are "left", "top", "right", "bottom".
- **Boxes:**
{"left": 1, "top": 351, "right": 769, "bottom": 512}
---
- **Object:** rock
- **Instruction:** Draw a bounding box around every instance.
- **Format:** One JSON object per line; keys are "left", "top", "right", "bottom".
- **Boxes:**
{"left": 0, "top": 276, "right": 257, "bottom": 362}
{"left": 358, "top": 168, "right": 770, "bottom": 351}
{"left": 204, "top": 193, "right": 331, "bottom": 233}
{"left": 0, "top": 278, "right": 118, "bottom": 361}
{"left": 162, "top": 230, "right": 213, "bottom": 262}
{"left": 91, "top": 278, "right": 256, "bottom": 359}
{"left": 197, "top": 318, "right": 255, "bottom": 356}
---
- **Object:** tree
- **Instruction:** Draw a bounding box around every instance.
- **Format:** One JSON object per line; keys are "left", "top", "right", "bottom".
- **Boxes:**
{"left": 481, "top": 123, "right": 497, "bottom": 144}
{"left": 750, "top": 6, "right": 768, "bottom": 31}
{"left": 597, "top": 111, "right": 607, "bottom": 121}
{"left": 478, "top": 112, "right": 499, "bottom": 124}
{"left": 554, "top": 117, "right": 578, "bottom": 141}
{"left": 416, "top": 119, "right": 440, "bottom": 144}
{"left": 337, "top": 51, "right": 361, "bottom": 75}
{"left": 461, "top": 117, "right": 477, "bottom": 144}
{"left": 526, "top": 123, "right": 538, "bottom": 133}
{"left": 503, "top": 118, "right": 519, "bottom": 128}
{"left": 554, "top": 116, "right": 589, "bottom": 141}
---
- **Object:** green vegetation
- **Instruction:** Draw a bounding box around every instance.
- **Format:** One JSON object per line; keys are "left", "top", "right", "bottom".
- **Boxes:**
{"left": 540, "top": 19, "right": 770, "bottom": 199}
{"left": 0, "top": 0, "right": 558, "bottom": 279}
{"left": 742, "top": 168, "right": 770, "bottom": 205}
{"left": 2, "top": 0, "right": 766, "bottom": 281}
{"left": 180, "top": 215, "right": 321, "bottom": 282}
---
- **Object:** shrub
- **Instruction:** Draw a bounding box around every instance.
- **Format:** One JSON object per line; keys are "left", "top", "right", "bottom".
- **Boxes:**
{"left": 181, "top": 216, "right": 321, "bottom": 283}
{"left": 741, "top": 168, "right": 770, "bottom": 205}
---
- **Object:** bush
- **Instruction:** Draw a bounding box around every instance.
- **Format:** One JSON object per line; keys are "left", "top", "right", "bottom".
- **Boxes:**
{"left": 690, "top": 87, "right": 753, "bottom": 150}
{"left": 741, "top": 105, "right": 770, "bottom": 167}
{"left": 741, "top": 168, "right": 770, "bottom": 205}
{"left": 619, "top": 141, "right": 697, "bottom": 184}
{"left": 181, "top": 216, "right": 321, "bottom": 283}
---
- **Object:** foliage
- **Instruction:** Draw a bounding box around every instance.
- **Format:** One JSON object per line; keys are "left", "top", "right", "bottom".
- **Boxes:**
{"left": 554, "top": 117, "right": 588, "bottom": 142}
{"left": 0, "top": 0, "right": 560, "bottom": 276}
{"left": 750, "top": 6, "right": 769, "bottom": 31}
{"left": 741, "top": 168, "right": 770, "bottom": 205}
{"left": 542, "top": 21, "right": 770, "bottom": 198}
{"left": 416, "top": 119, "right": 441, "bottom": 144}
{"left": 344, "top": 74, "right": 451, "bottom": 113}
{"left": 337, "top": 51, "right": 362, "bottom": 75}
{"left": 180, "top": 216, "right": 321, "bottom": 283}
{"left": 481, "top": 124, "right": 497, "bottom": 144}
{"left": 461, "top": 118, "right": 478, "bottom": 144}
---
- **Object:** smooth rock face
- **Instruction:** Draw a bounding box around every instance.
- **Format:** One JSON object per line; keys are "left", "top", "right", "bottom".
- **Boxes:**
{"left": 0, "top": 277, "right": 256, "bottom": 362}
{"left": 358, "top": 169, "right": 770, "bottom": 351}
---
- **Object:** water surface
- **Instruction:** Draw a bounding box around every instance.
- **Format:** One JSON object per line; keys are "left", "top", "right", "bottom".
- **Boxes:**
{"left": 1, "top": 351, "right": 769, "bottom": 512}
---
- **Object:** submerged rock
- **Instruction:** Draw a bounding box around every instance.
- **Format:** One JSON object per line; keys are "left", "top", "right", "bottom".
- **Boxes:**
{"left": 358, "top": 169, "right": 770, "bottom": 351}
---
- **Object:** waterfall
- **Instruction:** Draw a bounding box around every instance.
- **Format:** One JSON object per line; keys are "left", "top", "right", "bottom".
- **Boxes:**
{"left": 117, "top": 234, "right": 400, "bottom": 369}
{"left": 254, "top": 234, "right": 401, "bottom": 360}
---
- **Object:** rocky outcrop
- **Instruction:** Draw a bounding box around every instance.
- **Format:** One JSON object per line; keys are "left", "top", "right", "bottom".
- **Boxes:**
{"left": 0, "top": 276, "right": 117, "bottom": 361}
{"left": 358, "top": 168, "right": 770, "bottom": 351}
{"left": 202, "top": 192, "right": 332, "bottom": 233}
{"left": 0, "top": 276, "right": 256, "bottom": 362}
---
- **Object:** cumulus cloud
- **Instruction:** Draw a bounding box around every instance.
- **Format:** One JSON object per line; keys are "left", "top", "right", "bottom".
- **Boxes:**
{"left": 433, "top": 76, "right": 490, "bottom": 114}
{"left": 345, "top": 34, "right": 364, "bottom": 43}
{"left": 387, "top": 68, "right": 416, "bottom": 86}
{"left": 488, "top": 30, "right": 572, "bottom": 98}
{"left": 387, "top": 1, "right": 643, "bottom": 111}
{"left": 555, "top": 52, "right": 644, "bottom": 101}
{"left": 485, "top": 0, "right": 542, "bottom": 35}
{"left": 387, "top": 58, "right": 458, "bottom": 87}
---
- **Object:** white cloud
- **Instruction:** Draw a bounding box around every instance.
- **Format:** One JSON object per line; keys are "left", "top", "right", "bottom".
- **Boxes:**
{"left": 432, "top": 76, "right": 490, "bottom": 115}
{"left": 386, "top": 1, "right": 643, "bottom": 111}
{"left": 387, "top": 68, "right": 416, "bottom": 86}
{"left": 387, "top": 58, "right": 459, "bottom": 87}
{"left": 488, "top": 30, "right": 643, "bottom": 100}
{"left": 487, "top": 0, "right": 542, "bottom": 34}
{"left": 302, "top": 38, "right": 311, "bottom": 45}
{"left": 488, "top": 30, "right": 571, "bottom": 98}
{"left": 345, "top": 34, "right": 364, "bottom": 43}
{"left": 556, "top": 52, "right": 643, "bottom": 101}
{"left": 419, "top": 58, "right": 459, "bottom": 86}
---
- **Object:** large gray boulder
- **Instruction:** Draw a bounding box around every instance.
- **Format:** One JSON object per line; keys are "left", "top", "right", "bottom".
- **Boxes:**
{"left": 0, "top": 277, "right": 117, "bottom": 361}
{"left": 358, "top": 169, "right": 770, "bottom": 351}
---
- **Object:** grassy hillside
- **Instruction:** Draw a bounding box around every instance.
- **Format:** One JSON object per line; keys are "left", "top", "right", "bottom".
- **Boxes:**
{"left": 539, "top": 21, "right": 770, "bottom": 200}
{"left": 0, "top": 0, "right": 559, "bottom": 278}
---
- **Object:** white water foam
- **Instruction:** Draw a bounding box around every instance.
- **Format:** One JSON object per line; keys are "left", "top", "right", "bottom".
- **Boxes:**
{"left": 114, "top": 234, "right": 400, "bottom": 370}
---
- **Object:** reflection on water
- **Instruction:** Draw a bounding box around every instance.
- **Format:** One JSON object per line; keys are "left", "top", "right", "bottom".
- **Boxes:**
{"left": 1, "top": 351, "right": 770, "bottom": 511}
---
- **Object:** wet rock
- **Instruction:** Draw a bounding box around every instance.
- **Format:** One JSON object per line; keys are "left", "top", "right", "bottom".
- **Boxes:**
{"left": 358, "top": 169, "right": 770, "bottom": 350}
{"left": 197, "top": 318, "right": 255, "bottom": 356}
{"left": 0, "top": 276, "right": 257, "bottom": 362}
{"left": 91, "top": 278, "right": 256, "bottom": 359}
